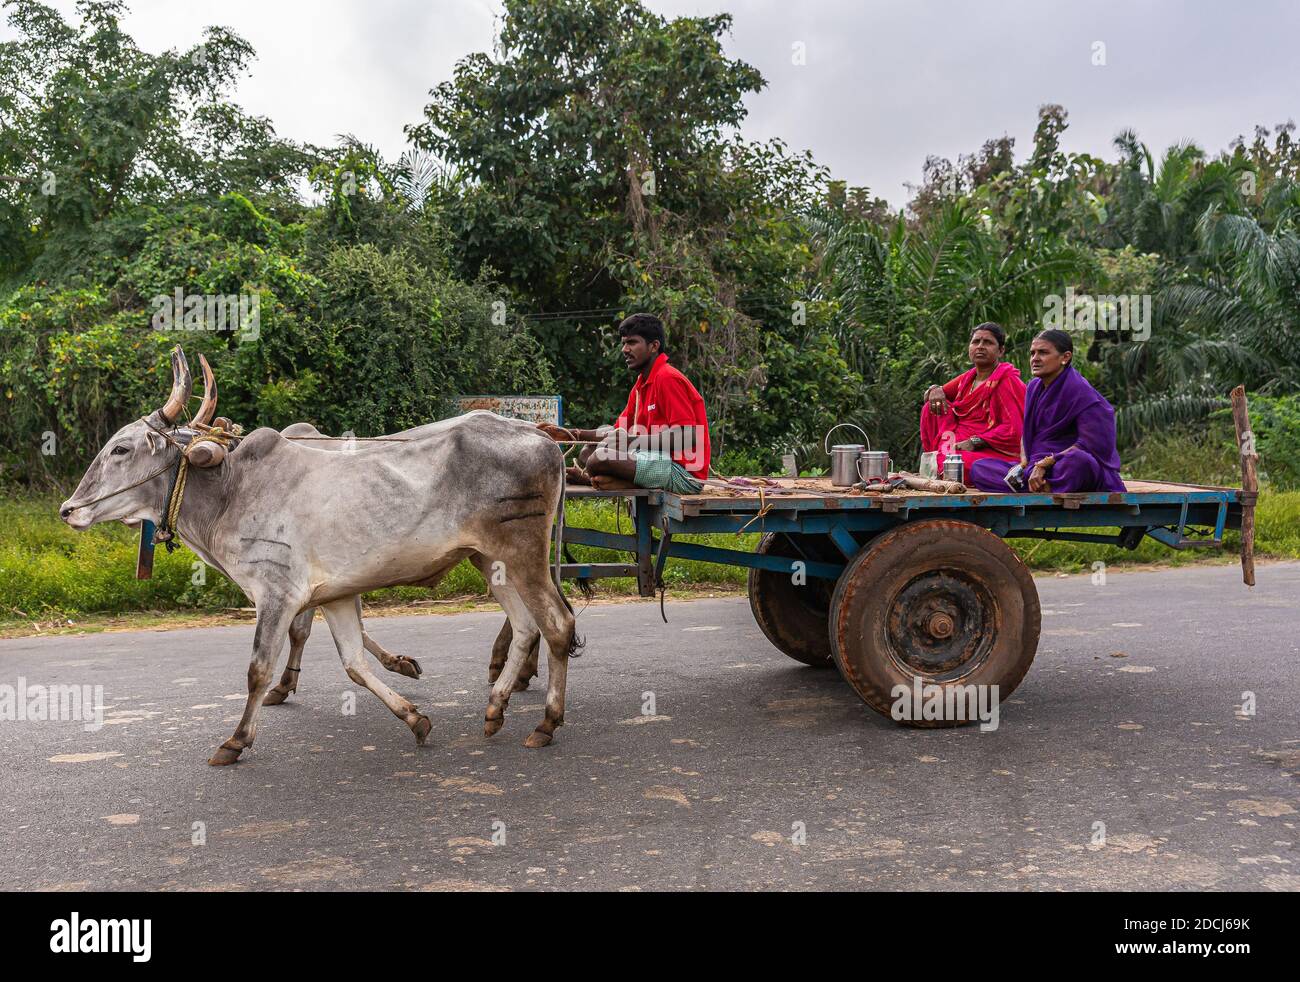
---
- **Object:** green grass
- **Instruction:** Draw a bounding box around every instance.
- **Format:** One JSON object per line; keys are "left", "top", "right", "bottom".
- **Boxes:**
{"left": 0, "top": 495, "right": 754, "bottom": 623}
{"left": 3, "top": 487, "right": 1296, "bottom": 625}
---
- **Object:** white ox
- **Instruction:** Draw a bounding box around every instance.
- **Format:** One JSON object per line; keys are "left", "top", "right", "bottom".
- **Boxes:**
{"left": 59, "top": 347, "right": 578, "bottom": 764}
{"left": 263, "top": 422, "right": 544, "bottom": 705}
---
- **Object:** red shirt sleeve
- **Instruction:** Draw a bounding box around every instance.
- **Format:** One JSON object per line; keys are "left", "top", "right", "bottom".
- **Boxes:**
{"left": 653, "top": 373, "right": 710, "bottom": 479}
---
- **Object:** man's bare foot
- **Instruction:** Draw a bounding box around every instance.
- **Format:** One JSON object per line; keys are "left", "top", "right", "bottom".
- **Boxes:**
{"left": 591, "top": 474, "right": 638, "bottom": 491}
{"left": 566, "top": 465, "right": 592, "bottom": 486}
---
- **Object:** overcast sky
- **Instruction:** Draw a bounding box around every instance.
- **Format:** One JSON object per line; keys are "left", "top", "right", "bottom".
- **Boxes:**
{"left": 6, "top": 0, "right": 1297, "bottom": 207}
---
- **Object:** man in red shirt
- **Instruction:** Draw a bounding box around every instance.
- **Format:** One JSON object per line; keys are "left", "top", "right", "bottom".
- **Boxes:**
{"left": 540, "top": 314, "right": 711, "bottom": 492}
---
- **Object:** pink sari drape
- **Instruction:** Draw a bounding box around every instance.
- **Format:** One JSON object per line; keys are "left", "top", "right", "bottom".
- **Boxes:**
{"left": 920, "top": 361, "right": 1026, "bottom": 471}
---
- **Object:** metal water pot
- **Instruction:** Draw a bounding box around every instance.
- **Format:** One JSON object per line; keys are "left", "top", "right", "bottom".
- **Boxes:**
{"left": 824, "top": 423, "right": 870, "bottom": 487}
{"left": 830, "top": 444, "right": 865, "bottom": 486}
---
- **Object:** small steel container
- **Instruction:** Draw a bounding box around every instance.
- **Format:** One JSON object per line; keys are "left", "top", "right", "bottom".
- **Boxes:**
{"left": 857, "top": 450, "right": 892, "bottom": 483}
{"left": 943, "top": 453, "right": 964, "bottom": 484}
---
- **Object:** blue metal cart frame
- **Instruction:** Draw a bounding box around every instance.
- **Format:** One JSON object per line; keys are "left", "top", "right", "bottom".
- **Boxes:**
{"left": 558, "top": 481, "right": 1248, "bottom": 593}
{"left": 555, "top": 480, "right": 1252, "bottom": 726}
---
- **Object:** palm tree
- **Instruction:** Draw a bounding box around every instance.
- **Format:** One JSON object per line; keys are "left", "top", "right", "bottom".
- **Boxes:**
{"left": 1109, "top": 132, "right": 1250, "bottom": 261}
{"left": 808, "top": 201, "right": 1095, "bottom": 460}
{"left": 1102, "top": 182, "right": 1300, "bottom": 441}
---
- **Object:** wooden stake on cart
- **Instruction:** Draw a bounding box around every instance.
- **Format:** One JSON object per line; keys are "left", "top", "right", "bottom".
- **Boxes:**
{"left": 894, "top": 473, "right": 968, "bottom": 495}
{"left": 1230, "top": 385, "right": 1258, "bottom": 587}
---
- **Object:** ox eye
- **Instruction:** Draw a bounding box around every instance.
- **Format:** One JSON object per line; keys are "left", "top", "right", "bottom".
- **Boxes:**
{"left": 111, "top": 445, "right": 130, "bottom": 456}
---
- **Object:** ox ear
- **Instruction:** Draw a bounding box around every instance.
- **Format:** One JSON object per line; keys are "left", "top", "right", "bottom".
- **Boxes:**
{"left": 189, "top": 354, "right": 217, "bottom": 428}
{"left": 159, "top": 346, "right": 193, "bottom": 425}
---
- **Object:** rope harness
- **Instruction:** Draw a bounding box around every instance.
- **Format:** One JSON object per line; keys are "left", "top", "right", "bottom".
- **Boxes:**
{"left": 153, "top": 425, "right": 242, "bottom": 551}
{"left": 68, "top": 457, "right": 177, "bottom": 509}
{"left": 60, "top": 416, "right": 186, "bottom": 513}
{"left": 59, "top": 416, "right": 240, "bottom": 555}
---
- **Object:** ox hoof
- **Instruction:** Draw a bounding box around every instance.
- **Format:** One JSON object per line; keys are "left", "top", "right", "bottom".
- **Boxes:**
{"left": 208, "top": 744, "right": 243, "bottom": 766}
{"left": 395, "top": 657, "right": 422, "bottom": 680}
{"left": 410, "top": 714, "right": 432, "bottom": 746}
{"left": 263, "top": 687, "right": 292, "bottom": 706}
{"left": 483, "top": 716, "right": 504, "bottom": 738}
{"left": 523, "top": 728, "right": 553, "bottom": 749}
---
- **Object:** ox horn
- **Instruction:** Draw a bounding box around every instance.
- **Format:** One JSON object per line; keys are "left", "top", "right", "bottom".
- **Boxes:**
{"left": 188, "top": 353, "right": 218, "bottom": 428}
{"left": 159, "top": 346, "right": 193, "bottom": 425}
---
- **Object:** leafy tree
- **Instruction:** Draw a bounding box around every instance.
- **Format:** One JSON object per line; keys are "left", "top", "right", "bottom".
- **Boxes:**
{"left": 1230, "top": 122, "right": 1300, "bottom": 207}
{"left": 906, "top": 135, "right": 1015, "bottom": 227}
{"left": 409, "top": 0, "right": 865, "bottom": 459}
{"left": 408, "top": 0, "right": 762, "bottom": 307}
{"left": 0, "top": 4, "right": 550, "bottom": 484}
{"left": 0, "top": 0, "right": 314, "bottom": 279}
{"left": 1107, "top": 190, "right": 1300, "bottom": 442}
{"left": 3, "top": 0, "right": 1298, "bottom": 489}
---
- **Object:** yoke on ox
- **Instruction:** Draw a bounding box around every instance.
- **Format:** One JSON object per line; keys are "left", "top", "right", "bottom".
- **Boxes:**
{"left": 59, "top": 347, "right": 579, "bottom": 764}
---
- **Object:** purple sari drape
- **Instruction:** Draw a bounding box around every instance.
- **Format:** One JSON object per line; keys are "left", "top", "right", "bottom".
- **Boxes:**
{"left": 968, "top": 365, "right": 1125, "bottom": 493}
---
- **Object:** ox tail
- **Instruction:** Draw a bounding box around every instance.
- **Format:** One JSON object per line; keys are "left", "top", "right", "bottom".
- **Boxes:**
{"left": 553, "top": 464, "right": 564, "bottom": 595}
{"left": 552, "top": 453, "right": 593, "bottom": 599}
{"left": 553, "top": 465, "right": 585, "bottom": 660}
{"left": 554, "top": 462, "right": 585, "bottom": 659}
{"left": 564, "top": 544, "right": 594, "bottom": 598}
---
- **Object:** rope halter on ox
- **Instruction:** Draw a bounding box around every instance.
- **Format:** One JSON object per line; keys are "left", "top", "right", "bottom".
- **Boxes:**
{"left": 57, "top": 347, "right": 243, "bottom": 577}
{"left": 150, "top": 352, "right": 242, "bottom": 552}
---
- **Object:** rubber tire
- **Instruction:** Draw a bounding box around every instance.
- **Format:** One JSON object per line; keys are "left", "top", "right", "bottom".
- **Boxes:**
{"left": 747, "top": 533, "right": 839, "bottom": 667}
{"left": 829, "top": 520, "right": 1040, "bottom": 727}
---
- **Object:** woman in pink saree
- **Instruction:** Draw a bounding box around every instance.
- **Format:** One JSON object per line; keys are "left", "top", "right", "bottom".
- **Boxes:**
{"left": 920, "top": 322, "right": 1026, "bottom": 475}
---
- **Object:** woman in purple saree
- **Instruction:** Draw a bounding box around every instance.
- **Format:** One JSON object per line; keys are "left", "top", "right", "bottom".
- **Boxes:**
{"left": 968, "top": 329, "right": 1125, "bottom": 494}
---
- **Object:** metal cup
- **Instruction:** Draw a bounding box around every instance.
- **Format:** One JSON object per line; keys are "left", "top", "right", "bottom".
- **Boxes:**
{"left": 857, "top": 450, "right": 892, "bottom": 483}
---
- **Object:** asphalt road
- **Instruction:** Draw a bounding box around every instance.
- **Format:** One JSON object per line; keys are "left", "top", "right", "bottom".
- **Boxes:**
{"left": 1, "top": 562, "right": 1297, "bottom": 891}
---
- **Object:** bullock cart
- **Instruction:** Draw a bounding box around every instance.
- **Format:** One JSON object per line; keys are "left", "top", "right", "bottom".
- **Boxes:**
{"left": 557, "top": 473, "right": 1254, "bottom": 726}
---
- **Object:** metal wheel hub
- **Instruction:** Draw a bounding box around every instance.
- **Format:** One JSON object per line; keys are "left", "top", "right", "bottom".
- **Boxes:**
{"left": 886, "top": 570, "right": 994, "bottom": 679}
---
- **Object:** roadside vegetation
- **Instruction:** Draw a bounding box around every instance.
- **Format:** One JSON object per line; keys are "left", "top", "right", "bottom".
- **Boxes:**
{"left": 2, "top": 1, "right": 1297, "bottom": 630}
{"left": 5, "top": 473, "right": 1296, "bottom": 634}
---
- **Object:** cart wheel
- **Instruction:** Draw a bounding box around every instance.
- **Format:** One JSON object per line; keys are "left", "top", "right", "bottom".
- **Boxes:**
{"left": 748, "top": 533, "right": 839, "bottom": 667}
{"left": 829, "top": 520, "right": 1040, "bottom": 726}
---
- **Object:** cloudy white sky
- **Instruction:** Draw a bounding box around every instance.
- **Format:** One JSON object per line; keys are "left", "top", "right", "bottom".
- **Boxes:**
{"left": 6, "top": 0, "right": 1297, "bottom": 207}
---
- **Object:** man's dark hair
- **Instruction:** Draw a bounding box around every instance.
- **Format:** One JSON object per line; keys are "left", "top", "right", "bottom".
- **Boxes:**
{"left": 618, "top": 313, "right": 666, "bottom": 354}
{"left": 972, "top": 321, "right": 1006, "bottom": 348}
{"left": 1034, "top": 328, "right": 1074, "bottom": 356}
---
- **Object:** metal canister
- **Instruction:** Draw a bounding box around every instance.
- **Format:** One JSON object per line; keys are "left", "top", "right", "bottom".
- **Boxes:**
{"left": 830, "top": 444, "right": 865, "bottom": 486}
{"left": 857, "top": 450, "right": 892, "bottom": 483}
{"left": 823, "top": 423, "right": 871, "bottom": 487}
{"left": 943, "top": 453, "right": 964, "bottom": 485}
